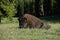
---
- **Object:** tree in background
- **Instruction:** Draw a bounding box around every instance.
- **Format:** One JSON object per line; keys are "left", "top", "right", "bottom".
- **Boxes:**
{"left": 24, "top": 0, "right": 44, "bottom": 17}
{"left": 40, "top": 0, "right": 44, "bottom": 16}
{"left": 0, "top": 0, "right": 60, "bottom": 24}
{"left": 16, "top": 0, "right": 24, "bottom": 28}
{"left": 0, "top": 1, "right": 6, "bottom": 23}
{"left": 35, "top": 0, "right": 41, "bottom": 17}
{"left": 0, "top": 0, "right": 16, "bottom": 22}
{"left": 24, "top": 0, "right": 34, "bottom": 15}
{"left": 55, "top": 0, "right": 60, "bottom": 16}
{"left": 43, "top": 0, "right": 51, "bottom": 16}
{"left": 0, "top": 11, "right": 2, "bottom": 23}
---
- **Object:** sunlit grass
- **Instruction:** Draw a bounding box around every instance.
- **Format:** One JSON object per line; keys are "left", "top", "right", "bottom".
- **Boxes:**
{"left": 0, "top": 17, "right": 60, "bottom": 40}
{"left": 0, "top": 23, "right": 60, "bottom": 40}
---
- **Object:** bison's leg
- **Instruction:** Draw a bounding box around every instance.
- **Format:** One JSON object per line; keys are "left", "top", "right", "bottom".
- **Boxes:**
{"left": 42, "top": 22, "right": 51, "bottom": 29}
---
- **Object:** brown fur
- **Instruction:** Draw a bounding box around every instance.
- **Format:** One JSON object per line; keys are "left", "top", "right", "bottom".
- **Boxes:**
{"left": 22, "top": 14, "right": 51, "bottom": 29}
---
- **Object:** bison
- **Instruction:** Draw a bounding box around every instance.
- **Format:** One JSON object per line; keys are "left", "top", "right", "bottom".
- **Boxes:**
{"left": 20, "top": 14, "right": 51, "bottom": 29}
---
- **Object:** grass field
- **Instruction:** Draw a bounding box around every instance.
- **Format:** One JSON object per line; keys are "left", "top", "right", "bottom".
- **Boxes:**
{"left": 0, "top": 17, "right": 60, "bottom": 40}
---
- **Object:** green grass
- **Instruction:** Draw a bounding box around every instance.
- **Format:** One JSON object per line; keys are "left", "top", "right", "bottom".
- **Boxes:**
{"left": 0, "top": 17, "right": 60, "bottom": 40}
{"left": 1, "top": 18, "right": 18, "bottom": 23}
{"left": 0, "top": 23, "right": 60, "bottom": 40}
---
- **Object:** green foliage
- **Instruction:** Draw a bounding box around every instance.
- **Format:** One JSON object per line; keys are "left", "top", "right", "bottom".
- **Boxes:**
{"left": 0, "top": 0, "right": 58, "bottom": 17}
{"left": 2, "top": 18, "right": 18, "bottom": 23}
{"left": 0, "top": 0, "right": 59, "bottom": 22}
{"left": 1, "top": 2, "right": 16, "bottom": 16}
{"left": 0, "top": 0, "right": 17, "bottom": 21}
{"left": 19, "top": 0, "right": 24, "bottom": 7}
{"left": 0, "top": 11, "right": 2, "bottom": 16}
{"left": 0, "top": 11, "right": 3, "bottom": 23}
{"left": 51, "top": 0, "right": 57, "bottom": 6}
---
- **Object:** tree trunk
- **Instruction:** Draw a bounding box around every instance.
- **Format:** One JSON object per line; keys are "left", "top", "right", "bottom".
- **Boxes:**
{"left": 40, "top": 0, "right": 44, "bottom": 16}
{"left": 17, "top": 3, "right": 23, "bottom": 28}
{"left": 0, "top": 16, "right": 1, "bottom": 24}
{"left": 35, "top": 0, "right": 41, "bottom": 18}
{"left": 29, "top": 0, "right": 35, "bottom": 15}
{"left": 17, "top": 0, "right": 24, "bottom": 28}
{"left": 43, "top": 0, "right": 51, "bottom": 16}
{"left": 55, "top": 0, "right": 60, "bottom": 16}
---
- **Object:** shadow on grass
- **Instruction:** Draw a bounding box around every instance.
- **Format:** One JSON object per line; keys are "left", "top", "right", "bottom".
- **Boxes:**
{"left": 40, "top": 16, "right": 60, "bottom": 23}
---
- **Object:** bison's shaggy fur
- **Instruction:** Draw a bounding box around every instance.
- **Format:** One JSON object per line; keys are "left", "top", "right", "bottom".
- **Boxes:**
{"left": 20, "top": 14, "right": 51, "bottom": 29}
